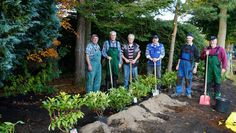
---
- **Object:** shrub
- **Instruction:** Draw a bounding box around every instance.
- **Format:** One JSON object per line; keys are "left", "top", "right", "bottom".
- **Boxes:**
{"left": 129, "top": 81, "right": 151, "bottom": 101}
{"left": 196, "top": 60, "right": 205, "bottom": 77}
{"left": 161, "top": 71, "right": 177, "bottom": 90}
{"left": 138, "top": 75, "right": 161, "bottom": 90}
{"left": 42, "top": 92, "right": 84, "bottom": 132}
{"left": 0, "top": 121, "right": 24, "bottom": 133}
{"left": 84, "top": 91, "right": 110, "bottom": 116}
{"left": 108, "top": 87, "right": 133, "bottom": 111}
{"left": 4, "top": 63, "right": 60, "bottom": 96}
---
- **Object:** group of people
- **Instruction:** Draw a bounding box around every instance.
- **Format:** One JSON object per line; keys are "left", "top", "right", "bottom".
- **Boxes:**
{"left": 85, "top": 31, "right": 227, "bottom": 100}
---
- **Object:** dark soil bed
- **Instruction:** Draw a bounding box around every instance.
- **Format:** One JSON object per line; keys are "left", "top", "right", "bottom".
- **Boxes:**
{"left": 0, "top": 76, "right": 236, "bottom": 133}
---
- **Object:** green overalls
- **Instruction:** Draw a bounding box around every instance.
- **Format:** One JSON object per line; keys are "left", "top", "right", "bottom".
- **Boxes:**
{"left": 106, "top": 45, "right": 119, "bottom": 89}
{"left": 86, "top": 45, "right": 102, "bottom": 93}
{"left": 207, "top": 47, "right": 221, "bottom": 98}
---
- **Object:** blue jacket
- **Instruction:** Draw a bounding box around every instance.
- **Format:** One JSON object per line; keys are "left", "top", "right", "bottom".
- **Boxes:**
{"left": 145, "top": 43, "right": 165, "bottom": 66}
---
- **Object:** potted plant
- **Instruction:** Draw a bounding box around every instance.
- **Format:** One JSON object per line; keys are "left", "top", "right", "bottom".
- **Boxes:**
{"left": 84, "top": 91, "right": 110, "bottom": 122}
{"left": 0, "top": 121, "right": 24, "bottom": 133}
{"left": 129, "top": 81, "right": 152, "bottom": 101}
{"left": 108, "top": 87, "right": 133, "bottom": 111}
{"left": 138, "top": 75, "right": 161, "bottom": 95}
{"left": 161, "top": 71, "right": 177, "bottom": 92}
{"left": 42, "top": 92, "right": 84, "bottom": 133}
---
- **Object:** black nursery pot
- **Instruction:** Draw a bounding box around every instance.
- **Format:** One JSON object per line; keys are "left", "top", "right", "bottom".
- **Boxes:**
{"left": 215, "top": 97, "right": 230, "bottom": 113}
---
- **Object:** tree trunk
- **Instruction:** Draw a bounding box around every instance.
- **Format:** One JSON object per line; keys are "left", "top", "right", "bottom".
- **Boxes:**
{"left": 167, "top": 0, "right": 180, "bottom": 72}
{"left": 85, "top": 19, "right": 91, "bottom": 45}
{"left": 217, "top": 6, "right": 227, "bottom": 48}
{"left": 75, "top": 0, "right": 86, "bottom": 85}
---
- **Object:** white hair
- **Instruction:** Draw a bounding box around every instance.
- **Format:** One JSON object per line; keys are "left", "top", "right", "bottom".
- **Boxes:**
{"left": 128, "top": 34, "right": 135, "bottom": 39}
{"left": 110, "top": 31, "right": 116, "bottom": 35}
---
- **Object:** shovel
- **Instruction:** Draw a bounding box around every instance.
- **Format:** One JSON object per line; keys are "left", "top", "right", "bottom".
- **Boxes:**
{"left": 153, "top": 60, "right": 159, "bottom": 96}
{"left": 199, "top": 54, "right": 210, "bottom": 105}
{"left": 130, "top": 62, "right": 132, "bottom": 84}
{"left": 108, "top": 60, "right": 113, "bottom": 89}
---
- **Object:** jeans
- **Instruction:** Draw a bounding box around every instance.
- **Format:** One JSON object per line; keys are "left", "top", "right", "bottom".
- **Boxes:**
{"left": 147, "top": 65, "right": 161, "bottom": 90}
{"left": 124, "top": 64, "right": 138, "bottom": 88}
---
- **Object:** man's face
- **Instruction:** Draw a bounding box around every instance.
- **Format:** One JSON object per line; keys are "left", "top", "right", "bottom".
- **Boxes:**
{"left": 128, "top": 37, "right": 134, "bottom": 44}
{"left": 186, "top": 36, "right": 193, "bottom": 44}
{"left": 92, "top": 36, "right": 99, "bottom": 44}
{"left": 110, "top": 33, "right": 116, "bottom": 41}
{"left": 152, "top": 38, "right": 159, "bottom": 44}
{"left": 210, "top": 39, "right": 217, "bottom": 47}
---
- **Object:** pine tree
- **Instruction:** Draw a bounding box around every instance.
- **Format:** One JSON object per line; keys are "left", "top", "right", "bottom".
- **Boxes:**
{"left": 0, "top": 0, "right": 60, "bottom": 88}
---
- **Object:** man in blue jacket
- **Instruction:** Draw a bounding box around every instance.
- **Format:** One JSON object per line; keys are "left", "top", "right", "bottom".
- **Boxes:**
{"left": 145, "top": 34, "right": 165, "bottom": 91}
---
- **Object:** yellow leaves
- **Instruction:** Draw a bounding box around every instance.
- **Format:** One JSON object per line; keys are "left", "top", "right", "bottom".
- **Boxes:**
{"left": 27, "top": 48, "right": 59, "bottom": 63}
{"left": 40, "top": 48, "right": 59, "bottom": 58}
{"left": 56, "top": 0, "right": 78, "bottom": 18}
{"left": 60, "top": 19, "right": 78, "bottom": 36}
{"left": 53, "top": 39, "right": 61, "bottom": 46}
{"left": 60, "top": 19, "right": 72, "bottom": 30}
{"left": 58, "top": 0, "right": 78, "bottom": 10}
{"left": 27, "top": 53, "right": 43, "bottom": 63}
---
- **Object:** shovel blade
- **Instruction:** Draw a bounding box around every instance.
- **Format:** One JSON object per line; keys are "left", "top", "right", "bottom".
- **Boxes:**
{"left": 199, "top": 95, "right": 211, "bottom": 105}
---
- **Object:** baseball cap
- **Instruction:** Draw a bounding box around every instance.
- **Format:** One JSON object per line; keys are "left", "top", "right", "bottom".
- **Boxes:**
{"left": 210, "top": 36, "right": 217, "bottom": 40}
{"left": 187, "top": 33, "right": 194, "bottom": 38}
{"left": 152, "top": 34, "right": 159, "bottom": 39}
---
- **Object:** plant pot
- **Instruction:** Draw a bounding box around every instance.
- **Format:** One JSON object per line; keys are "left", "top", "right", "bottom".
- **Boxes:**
{"left": 215, "top": 97, "right": 230, "bottom": 113}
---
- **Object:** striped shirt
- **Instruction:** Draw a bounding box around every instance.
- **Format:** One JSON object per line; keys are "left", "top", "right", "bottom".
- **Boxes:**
{"left": 127, "top": 44, "right": 134, "bottom": 59}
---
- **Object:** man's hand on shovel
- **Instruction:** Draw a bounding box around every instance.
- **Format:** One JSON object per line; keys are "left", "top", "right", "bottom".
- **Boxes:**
{"left": 107, "top": 56, "right": 112, "bottom": 60}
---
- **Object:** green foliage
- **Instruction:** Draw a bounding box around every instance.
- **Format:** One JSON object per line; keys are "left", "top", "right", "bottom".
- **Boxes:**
{"left": 138, "top": 75, "right": 161, "bottom": 89}
{"left": 3, "top": 63, "right": 61, "bottom": 96}
{"left": 0, "top": 121, "right": 24, "bottom": 133}
{"left": 108, "top": 87, "right": 133, "bottom": 111}
{"left": 84, "top": 91, "right": 110, "bottom": 116}
{"left": 42, "top": 92, "right": 84, "bottom": 132}
{"left": 190, "top": 0, "right": 236, "bottom": 43}
{"left": 129, "top": 81, "right": 152, "bottom": 101}
{"left": 0, "top": 0, "right": 60, "bottom": 88}
{"left": 78, "top": 0, "right": 172, "bottom": 36}
{"left": 196, "top": 60, "right": 205, "bottom": 77}
{"left": 161, "top": 71, "right": 177, "bottom": 89}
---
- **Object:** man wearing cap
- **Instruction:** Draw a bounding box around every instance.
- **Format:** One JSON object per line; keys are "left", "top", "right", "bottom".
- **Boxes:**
{"left": 171, "top": 33, "right": 200, "bottom": 99}
{"left": 200, "top": 36, "right": 227, "bottom": 99}
{"left": 85, "top": 34, "right": 102, "bottom": 93}
{"left": 102, "top": 31, "right": 122, "bottom": 90}
{"left": 145, "top": 34, "right": 165, "bottom": 91}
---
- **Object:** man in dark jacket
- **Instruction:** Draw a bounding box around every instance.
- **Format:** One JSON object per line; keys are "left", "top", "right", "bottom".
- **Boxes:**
{"left": 171, "top": 33, "right": 200, "bottom": 99}
{"left": 122, "top": 34, "right": 141, "bottom": 88}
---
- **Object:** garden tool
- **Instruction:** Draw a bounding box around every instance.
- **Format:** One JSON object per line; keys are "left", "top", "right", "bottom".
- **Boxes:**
{"left": 108, "top": 60, "right": 113, "bottom": 89}
{"left": 153, "top": 60, "right": 159, "bottom": 96}
{"left": 130, "top": 62, "right": 132, "bottom": 83}
{"left": 199, "top": 54, "right": 210, "bottom": 105}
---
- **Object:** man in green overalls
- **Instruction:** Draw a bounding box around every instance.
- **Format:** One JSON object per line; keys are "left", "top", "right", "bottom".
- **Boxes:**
{"left": 201, "top": 36, "right": 227, "bottom": 99}
{"left": 85, "top": 34, "right": 102, "bottom": 93}
{"left": 102, "top": 31, "right": 122, "bottom": 90}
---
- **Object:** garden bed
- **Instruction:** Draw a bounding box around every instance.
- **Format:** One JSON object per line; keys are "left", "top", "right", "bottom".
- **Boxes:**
{"left": 0, "top": 76, "right": 236, "bottom": 133}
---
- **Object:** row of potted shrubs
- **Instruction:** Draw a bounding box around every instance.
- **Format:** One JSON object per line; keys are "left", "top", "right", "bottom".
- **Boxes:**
{"left": 42, "top": 72, "right": 177, "bottom": 132}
